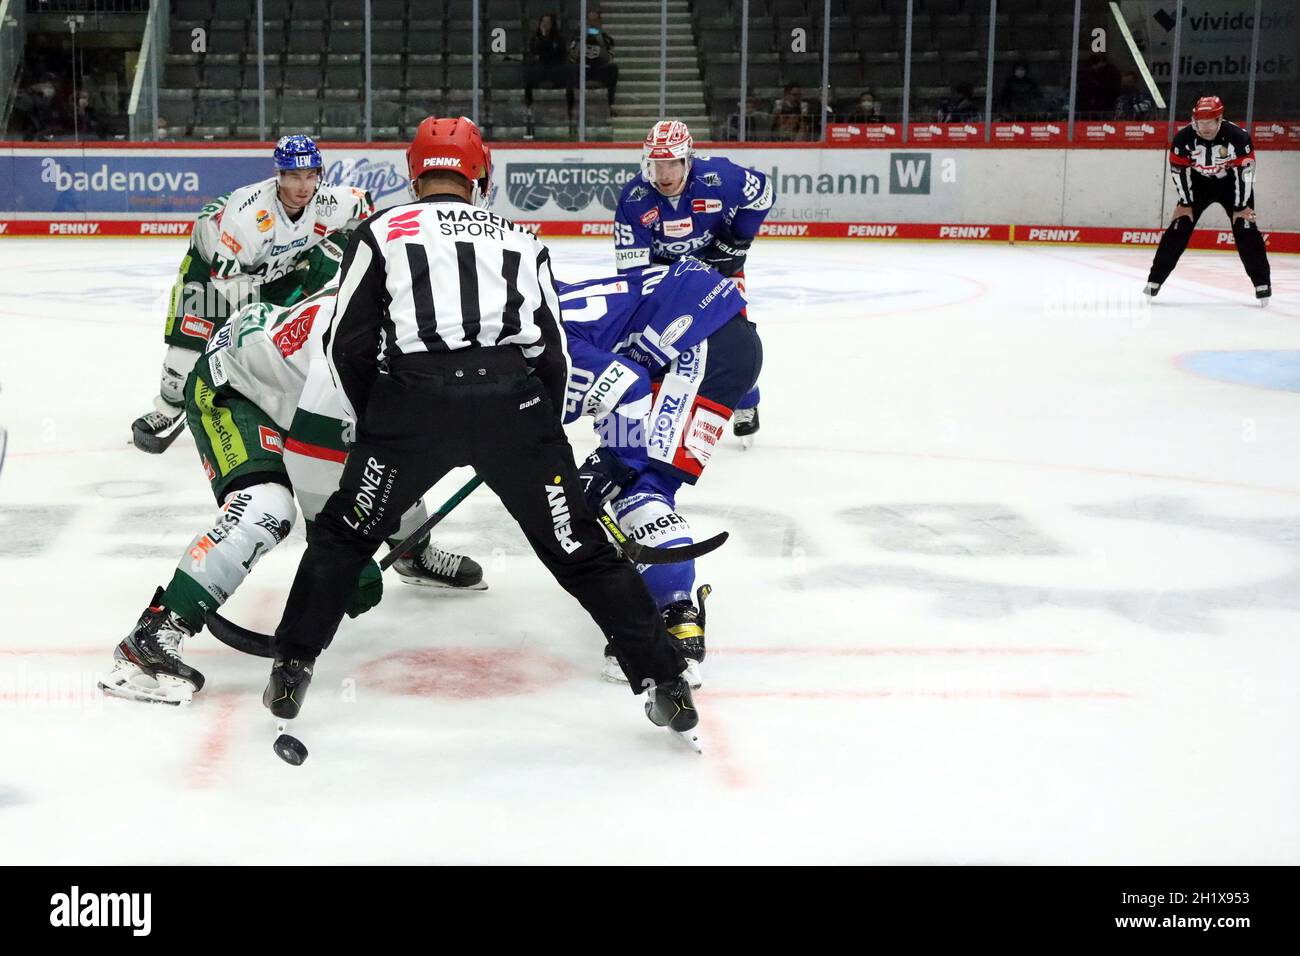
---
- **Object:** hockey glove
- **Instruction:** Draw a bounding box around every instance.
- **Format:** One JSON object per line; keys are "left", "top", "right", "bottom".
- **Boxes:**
{"left": 695, "top": 223, "right": 753, "bottom": 278}
{"left": 577, "top": 450, "right": 640, "bottom": 512}
{"left": 345, "top": 559, "right": 384, "bottom": 618}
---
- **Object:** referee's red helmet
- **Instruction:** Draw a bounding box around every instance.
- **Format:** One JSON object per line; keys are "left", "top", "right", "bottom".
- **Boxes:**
{"left": 407, "top": 116, "right": 493, "bottom": 203}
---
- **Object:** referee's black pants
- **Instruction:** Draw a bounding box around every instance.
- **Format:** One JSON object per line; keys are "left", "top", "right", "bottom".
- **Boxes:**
{"left": 1147, "top": 181, "right": 1271, "bottom": 289}
{"left": 273, "top": 347, "right": 687, "bottom": 692}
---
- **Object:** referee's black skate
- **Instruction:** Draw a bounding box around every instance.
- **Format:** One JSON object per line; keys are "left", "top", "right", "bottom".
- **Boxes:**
{"left": 1256, "top": 284, "right": 1271, "bottom": 307}
{"left": 1143, "top": 281, "right": 1161, "bottom": 298}
{"left": 263, "top": 654, "right": 315, "bottom": 720}
{"left": 100, "top": 587, "right": 205, "bottom": 705}
{"left": 645, "top": 676, "right": 701, "bottom": 752}
{"left": 131, "top": 399, "right": 185, "bottom": 454}
{"left": 392, "top": 539, "right": 487, "bottom": 590}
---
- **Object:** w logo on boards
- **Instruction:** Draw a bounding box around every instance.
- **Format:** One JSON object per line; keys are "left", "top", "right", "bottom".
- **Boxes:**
{"left": 385, "top": 209, "right": 422, "bottom": 242}
{"left": 889, "top": 153, "right": 931, "bottom": 195}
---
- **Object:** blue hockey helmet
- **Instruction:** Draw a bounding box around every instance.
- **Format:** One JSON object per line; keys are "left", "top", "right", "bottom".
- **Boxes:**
{"left": 273, "top": 134, "right": 322, "bottom": 171}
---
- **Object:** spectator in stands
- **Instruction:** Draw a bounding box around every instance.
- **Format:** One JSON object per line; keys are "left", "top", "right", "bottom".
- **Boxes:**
{"left": 845, "top": 90, "right": 883, "bottom": 123}
{"left": 11, "top": 74, "right": 61, "bottom": 140}
{"left": 570, "top": 8, "right": 619, "bottom": 108}
{"left": 71, "top": 83, "right": 113, "bottom": 140}
{"left": 771, "top": 84, "right": 811, "bottom": 141}
{"left": 525, "top": 13, "right": 575, "bottom": 122}
{"left": 1113, "top": 70, "right": 1155, "bottom": 120}
{"left": 1077, "top": 52, "right": 1122, "bottom": 118}
{"left": 726, "top": 95, "right": 768, "bottom": 139}
{"left": 998, "top": 60, "right": 1042, "bottom": 120}
{"left": 936, "top": 83, "right": 980, "bottom": 123}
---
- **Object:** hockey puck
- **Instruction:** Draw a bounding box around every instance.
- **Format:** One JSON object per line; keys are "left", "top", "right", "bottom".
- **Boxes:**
{"left": 273, "top": 733, "right": 308, "bottom": 766}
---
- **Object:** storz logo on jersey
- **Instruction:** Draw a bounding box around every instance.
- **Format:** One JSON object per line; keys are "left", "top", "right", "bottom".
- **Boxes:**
{"left": 505, "top": 162, "right": 639, "bottom": 212}
{"left": 674, "top": 346, "right": 702, "bottom": 381}
{"left": 662, "top": 216, "right": 693, "bottom": 238}
{"left": 653, "top": 233, "right": 713, "bottom": 257}
{"left": 649, "top": 393, "right": 687, "bottom": 456}
{"left": 270, "top": 235, "right": 310, "bottom": 256}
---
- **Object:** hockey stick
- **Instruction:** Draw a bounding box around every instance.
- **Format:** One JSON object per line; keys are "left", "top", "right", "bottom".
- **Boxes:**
{"left": 205, "top": 475, "right": 485, "bottom": 658}
{"left": 378, "top": 474, "right": 484, "bottom": 570}
{"left": 597, "top": 508, "right": 729, "bottom": 565}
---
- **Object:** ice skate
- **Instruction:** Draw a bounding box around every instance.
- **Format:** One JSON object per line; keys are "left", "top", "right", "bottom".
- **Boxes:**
{"left": 99, "top": 587, "right": 204, "bottom": 705}
{"left": 1143, "top": 281, "right": 1161, "bottom": 298}
{"left": 263, "top": 654, "right": 315, "bottom": 721}
{"left": 1256, "top": 284, "right": 1271, "bottom": 307}
{"left": 392, "top": 540, "right": 487, "bottom": 590}
{"left": 645, "top": 676, "right": 701, "bottom": 752}
{"left": 733, "top": 406, "right": 759, "bottom": 449}
{"left": 130, "top": 397, "right": 185, "bottom": 454}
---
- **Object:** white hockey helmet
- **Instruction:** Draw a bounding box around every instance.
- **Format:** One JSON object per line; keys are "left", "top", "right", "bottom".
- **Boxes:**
{"left": 642, "top": 120, "right": 694, "bottom": 188}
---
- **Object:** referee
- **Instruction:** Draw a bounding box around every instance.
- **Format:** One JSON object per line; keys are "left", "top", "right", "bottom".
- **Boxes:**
{"left": 263, "top": 117, "right": 698, "bottom": 738}
{"left": 1145, "top": 95, "right": 1272, "bottom": 305}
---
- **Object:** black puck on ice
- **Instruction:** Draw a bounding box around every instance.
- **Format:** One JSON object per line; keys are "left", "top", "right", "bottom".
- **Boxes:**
{"left": 273, "top": 733, "right": 308, "bottom": 766}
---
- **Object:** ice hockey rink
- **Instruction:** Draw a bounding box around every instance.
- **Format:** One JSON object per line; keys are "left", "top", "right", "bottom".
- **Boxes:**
{"left": 1, "top": 236, "right": 1297, "bottom": 864}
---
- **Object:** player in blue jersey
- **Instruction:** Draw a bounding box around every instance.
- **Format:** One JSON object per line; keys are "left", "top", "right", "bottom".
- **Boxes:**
{"left": 558, "top": 258, "right": 763, "bottom": 687}
{"left": 612, "top": 120, "right": 773, "bottom": 444}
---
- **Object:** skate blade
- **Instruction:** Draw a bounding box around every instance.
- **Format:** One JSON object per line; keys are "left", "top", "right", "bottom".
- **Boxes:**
{"left": 601, "top": 656, "right": 629, "bottom": 684}
{"left": 99, "top": 668, "right": 192, "bottom": 706}
{"left": 740, "top": 435, "right": 755, "bottom": 450}
{"left": 395, "top": 574, "right": 489, "bottom": 591}
{"left": 674, "top": 727, "right": 703, "bottom": 753}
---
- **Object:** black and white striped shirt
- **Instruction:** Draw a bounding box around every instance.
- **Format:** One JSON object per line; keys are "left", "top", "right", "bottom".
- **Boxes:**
{"left": 1168, "top": 121, "right": 1256, "bottom": 210}
{"left": 327, "top": 195, "right": 568, "bottom": 419}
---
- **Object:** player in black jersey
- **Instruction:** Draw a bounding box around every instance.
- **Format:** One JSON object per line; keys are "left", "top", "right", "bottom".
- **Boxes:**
{"left": 1145, "top": 96, "right": 1272, "bottom": 306}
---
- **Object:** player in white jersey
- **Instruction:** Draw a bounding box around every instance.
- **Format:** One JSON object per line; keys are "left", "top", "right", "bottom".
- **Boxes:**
{"left": 131, "top": 134, "right": 375, "bottom": 454}
{"left": 102, "top": 248, "right": 484, "bottom": 706}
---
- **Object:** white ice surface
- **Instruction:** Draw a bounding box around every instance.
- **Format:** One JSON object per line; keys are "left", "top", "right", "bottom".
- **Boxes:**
{"left": 0, "top": 237, "right": 1297, "bottom": 864}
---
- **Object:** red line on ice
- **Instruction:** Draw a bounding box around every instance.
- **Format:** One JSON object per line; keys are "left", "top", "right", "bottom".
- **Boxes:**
{"left": 186, "top": 691, "right": 239, "bottom": 789}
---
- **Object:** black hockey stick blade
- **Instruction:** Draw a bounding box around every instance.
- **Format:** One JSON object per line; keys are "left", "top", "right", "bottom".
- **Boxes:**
{"left": 597, "top": 510, "right": 728, "bottom": 564}
{"left": 626, "top": 530, "right": 729, "bottom": 564}
{"left": 205, "top": 610, "right": 276, "bottom": 658}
